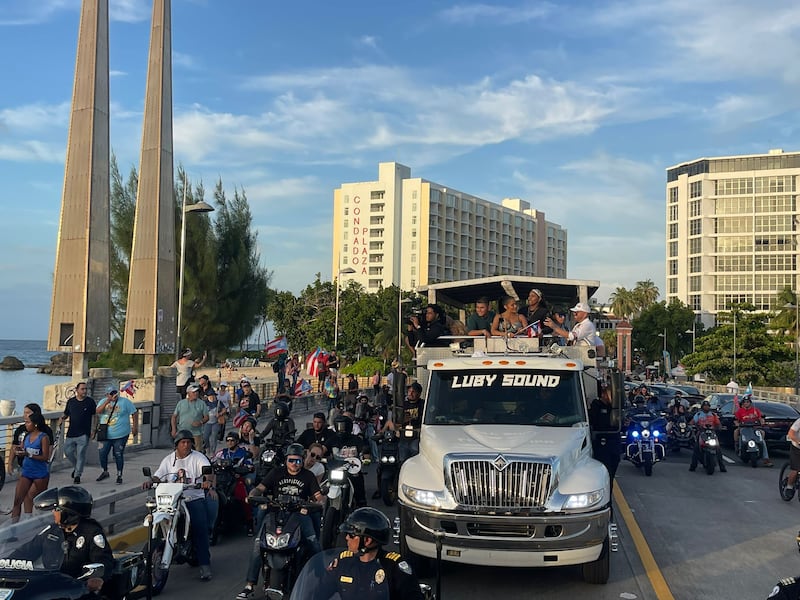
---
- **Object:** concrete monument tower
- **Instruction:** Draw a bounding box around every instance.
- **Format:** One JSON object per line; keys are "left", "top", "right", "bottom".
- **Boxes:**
{"left": 123, "top": 0, "right": 176, "bottom": 375}
{"left": 47, "top": 0, "right": 111, "bottom": 379}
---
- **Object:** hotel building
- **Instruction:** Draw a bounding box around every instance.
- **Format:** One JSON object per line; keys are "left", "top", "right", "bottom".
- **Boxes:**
{"left": 666, "top": 148, "right": 800, "bottom": 326}
{"left": 332, "top": 162, "right": 567, "bottom": 291}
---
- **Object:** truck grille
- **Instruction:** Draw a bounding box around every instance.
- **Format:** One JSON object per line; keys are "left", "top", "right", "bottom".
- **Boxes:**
{"left": 448, "top": 458, "right": 552, "bottom": 508}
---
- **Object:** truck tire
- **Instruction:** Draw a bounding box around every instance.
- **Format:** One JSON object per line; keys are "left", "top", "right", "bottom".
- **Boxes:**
{"left": 582, "top": 537, "right": 610, "bottom": 584}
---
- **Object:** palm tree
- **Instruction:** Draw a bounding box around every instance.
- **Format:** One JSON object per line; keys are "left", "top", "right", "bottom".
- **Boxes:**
{"left": 633, "top": 279, "right": 660, "bottom": 311}
{"left": 771, "top": 286, "right": 799, "bottom": 335}
{"left": 610, "top": 287, "right": 636, "bottom": 320}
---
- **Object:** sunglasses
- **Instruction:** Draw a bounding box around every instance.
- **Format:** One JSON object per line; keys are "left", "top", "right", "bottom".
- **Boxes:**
{"left": 310, "top": 452, "right": 320, "bottom": 459}
{"left": 345, "top": 532, "right": 358, "bottom": 539}
{"left": 226, "top": 438, "right": 237, "bottom": 442}
{"left": 286, "top": 458, "right": 303, "bottom": 465}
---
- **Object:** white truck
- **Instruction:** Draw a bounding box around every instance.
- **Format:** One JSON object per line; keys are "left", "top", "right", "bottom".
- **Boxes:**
{"left": 397, "top": 342, "right": 619, "bottom": 584}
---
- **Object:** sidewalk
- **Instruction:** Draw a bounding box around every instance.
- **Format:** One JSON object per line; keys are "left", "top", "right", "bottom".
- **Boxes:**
{"left": 0, "top": 396, "right": 326, "bottom": 545}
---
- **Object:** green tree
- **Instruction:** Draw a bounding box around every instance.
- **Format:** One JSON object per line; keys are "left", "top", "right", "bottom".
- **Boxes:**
{"left": 631, "top": 299, "right": 696, "bottom": 369}
{"left": 633, "top": 279, "right": 659, "bottom": 310}
{"left": 109, "top": 154, "right": 137, "bottom": 339}
{"left": 609, "top": 287, "right": 637, "bottom": 320}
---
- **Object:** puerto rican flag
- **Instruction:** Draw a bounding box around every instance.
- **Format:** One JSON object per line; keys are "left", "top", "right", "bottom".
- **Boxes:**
{"left": 306, "top": 348, "right": 321, "bottom": 377}
{"left": 264, "top": 336, "right": 288, "bottom": 358}
{"left": 294, "top": 378, "right": 313, "bottom": 396}
{"left": 120, "top": 379, "right": 136, "bottom": 398}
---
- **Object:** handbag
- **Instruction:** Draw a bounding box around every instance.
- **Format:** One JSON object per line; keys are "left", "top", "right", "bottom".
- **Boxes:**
{"left": 96, "top": 395, "right": 119, "bottom": 442}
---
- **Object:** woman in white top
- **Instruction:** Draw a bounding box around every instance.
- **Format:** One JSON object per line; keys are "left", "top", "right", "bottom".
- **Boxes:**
{"left": 170, "top": 348, "right": 207, "bottom": 398}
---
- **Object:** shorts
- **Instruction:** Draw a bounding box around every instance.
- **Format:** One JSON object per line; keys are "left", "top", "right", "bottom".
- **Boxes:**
{"left": 791, "top": 444, "right": 800, "bottom": 471}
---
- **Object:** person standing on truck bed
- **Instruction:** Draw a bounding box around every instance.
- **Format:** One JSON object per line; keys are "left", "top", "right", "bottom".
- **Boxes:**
{"left": 409, "top": 304, "right": 449, "bottom": 347}
{"left": 518, "top": 288, "right": 552, "bottom": 335}
{"left": 384, "top": 382, "right": 424, "bottom": 462}
{"left": 545, "top": 302, "right": 601, "bottom": 346}
{"left": 466, "top": 296, "right": 496, "bottom": 338}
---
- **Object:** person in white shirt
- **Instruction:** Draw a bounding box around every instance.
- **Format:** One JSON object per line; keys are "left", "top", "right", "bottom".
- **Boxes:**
{"left": 545, "top": 302, "right": 601, "bottom": 346}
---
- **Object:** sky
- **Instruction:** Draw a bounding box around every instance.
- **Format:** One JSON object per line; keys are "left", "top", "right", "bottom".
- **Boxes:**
{"left": 2, "top": 0, "right": 800, "bottom": 340}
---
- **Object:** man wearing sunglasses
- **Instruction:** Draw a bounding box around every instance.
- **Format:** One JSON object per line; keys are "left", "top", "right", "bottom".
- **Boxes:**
{"left": 238, "top": 443, "right": 324, "bottom": 599}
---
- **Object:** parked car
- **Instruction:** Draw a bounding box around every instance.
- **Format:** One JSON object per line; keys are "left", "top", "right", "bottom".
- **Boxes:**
{"left": 717, "top": 399, "right": 800, "bottom": 450}
{"left": 669, "top": 384, "right": 701, "bottom": 396}
{"left": 702, "top": 393, "right": 738, "bottom": 411}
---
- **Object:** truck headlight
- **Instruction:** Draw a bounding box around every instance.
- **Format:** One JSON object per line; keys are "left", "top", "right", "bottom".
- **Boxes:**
{"left": 401, "top": 484, "right": 442, "bottom": 509}
{"left": 562, "top": 489, "right": 604, "bottom": 510}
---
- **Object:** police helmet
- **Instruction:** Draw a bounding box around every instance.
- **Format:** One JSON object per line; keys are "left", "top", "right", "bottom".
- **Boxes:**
{"left": 333, "top": 415, "right": 353, "bottom": 435}
{"left": 36, "top": 486, "right": 93, "bottom": 527}
{"left": 339, "top": 507, "right": 392, "bottom": 547}
{"left": 742, "top": 394, "right": 752, "bottom": 403}
{"left": 286, "top": 443, "right": 305, "bottom": 459}
{"left": 174, "top": 429, "right": 195, "bottom": 448}
{"left": 274, "top": 401, "right": 290, "bottom": 420}
{"left": 701, "top": 400, "right": 711, "bottom": 409}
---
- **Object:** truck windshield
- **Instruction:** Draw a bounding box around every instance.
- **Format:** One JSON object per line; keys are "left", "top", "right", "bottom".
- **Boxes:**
{"left": 424, "top": 369, "right": 584, "bottom": 426}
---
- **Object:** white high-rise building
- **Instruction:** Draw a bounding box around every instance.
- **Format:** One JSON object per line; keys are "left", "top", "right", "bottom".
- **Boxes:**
{"left": 332, "top": 162, "right": 567, "bottom": 290}
{"left": 666, "top": 148, "right": 800, "bottom": 326}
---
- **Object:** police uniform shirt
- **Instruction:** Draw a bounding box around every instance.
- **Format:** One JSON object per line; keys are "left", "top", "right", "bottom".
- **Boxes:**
{"left": 768, "top": 576, "right": 800, "bottom": 600}
{"left": 326, "top": 549, "right": 424, "bottom": 600}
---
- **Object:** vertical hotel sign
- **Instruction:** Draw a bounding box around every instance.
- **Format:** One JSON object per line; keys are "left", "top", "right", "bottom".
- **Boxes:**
{"left": 350, "top": 195, "right": 368, "bottom": 275}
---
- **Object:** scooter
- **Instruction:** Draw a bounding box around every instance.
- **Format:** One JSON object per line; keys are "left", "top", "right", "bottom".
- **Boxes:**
{"left": 320, "top": 454, "right": 363, "bottom": 549}
{"left": 737, "top": 422, "right": 765, "bottom": 468}
{"left": 697, "top": 424, "right": 721, "bottom": 475}
{"left": 624, "top": 413, "right": 666, "bottom": 476}
{"left": 141, "top": 465, "right": 212, "bottom": 595}
{"left": 249, "top": 494, "right": 322, "bottom": 600}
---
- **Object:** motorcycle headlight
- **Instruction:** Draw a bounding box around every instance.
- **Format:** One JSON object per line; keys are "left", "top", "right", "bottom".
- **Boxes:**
{"left": 330, "top": 469, "right": 346, "bottom": 482}
{"left": 388, "top": 456, "right": 396, "bottom": 464}
{"left": 563, "top": 489, "right": 604, "bottom": 510}
{"left": 642, "top": 429, "right": 650, "bottom": 439}
{"left": 265, "top": 532, "right": 292, "bottom": 549}
{"left": 401, "top": 484, "right": 443, "bottom": 509}
{"left": 261, "top": 450, "right": 276, "bottom": 462}
{"left": 747, "top": 440, "right": 756, "bottom": 448}
{"left": 706, "top": 438, "right": 718, "bottom": 446}
{"left": 157, "top": 495, "right": 173, "bottom": 509}
{"left": 631, "top": 431, "right": 639, "bottom": 438}
{"left": 653, "top": 430, "right": 660, "bottom": 437}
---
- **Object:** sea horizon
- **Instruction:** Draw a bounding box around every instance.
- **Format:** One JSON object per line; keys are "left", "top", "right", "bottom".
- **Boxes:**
{"left": 0, "top": 340, "right": 70, "bottom": 406}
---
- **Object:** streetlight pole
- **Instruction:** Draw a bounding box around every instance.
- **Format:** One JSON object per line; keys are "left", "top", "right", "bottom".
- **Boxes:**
{"left": 733, "top": 309, "right": 737, "bottom": 383}
{"left": 176, "top": 173, "right": 214, "bottom": 358}
{"left": 685, "top": 322, "right": 696, "bottom": 353}
{"left": 334, "top": 267, "right": 356, "bottom": 349}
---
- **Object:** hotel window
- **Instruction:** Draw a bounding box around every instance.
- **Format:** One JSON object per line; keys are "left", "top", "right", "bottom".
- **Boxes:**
{"left": 669, "top": 205, "right": 678, "bottom": 221}
{"left": 668, "top": 187, "right": 678, "bottom": 203}
{"left": 412, "top": 229, "right": 417, "bottom": 238}
{"left": 688, "top": 237, "right": 701, "bottom": 254}
{"left": 344, "top": 207, "right": 349, "bottom": 215}
{"left": 344, "top": 195, "right": 349, "bottom": 203}
{"left": 344, "top": 219, "right": 349, "bottom": 228}
{"left": 689, "top": 200, "right": 701, "bottom": 217}
{"left": 689, "top": 295, "right": 701, "bottom": 311}
{"left": 668, "top": 278, "right": 677, "bottom": 294}
{"left": 690, "top": 181, "right": 702, "bottom": 198}
{"left": 412, "top": 216, "right": 417, "bottom": 225}
{"left": 371, "top": 190, "right": 385, "bottom": 200}
{"left": 669, "top": 260, "right": 678, "bottom": 275}
{"left": 411, "top": 241, "right": 417, "bottom": 250}
{"left": 412, "top": 191, "right": 418, "bottom": 200}
{"left": 689, "top": 275, "right": 701, "bottom": 292}
{"left": 689, "top": 257, "right": 701, "bottom": 273}
{"left": 669, "top": 241, "right": 678, "bottom": 257}
{"left": 689, "top": 219, "right": 702, "bottom": 235}
{"left": 669, "top": 223, "right": 678, "bottom": 239}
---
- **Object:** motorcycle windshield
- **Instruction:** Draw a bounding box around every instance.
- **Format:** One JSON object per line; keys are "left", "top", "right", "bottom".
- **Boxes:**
{"left": 0, "top": 525, "right": 66, "bottom": 571}
{"left": 288, "top": 549, "right": 348, "bottom": 600}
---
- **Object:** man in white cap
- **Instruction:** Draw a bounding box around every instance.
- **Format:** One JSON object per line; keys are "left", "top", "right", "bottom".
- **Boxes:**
{"left": 545, "top": 302, "right": 601, "bottom": 346}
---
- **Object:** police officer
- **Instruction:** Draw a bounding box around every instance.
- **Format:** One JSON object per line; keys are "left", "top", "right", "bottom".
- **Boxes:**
{"left": 12, "top": 486, "right": 113, "bottom": 593}
{"left": 325, "top": 507, "right": 424, "bottom": 600}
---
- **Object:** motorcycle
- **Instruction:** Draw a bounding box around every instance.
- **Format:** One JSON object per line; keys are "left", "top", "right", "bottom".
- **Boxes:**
{"left": 697, "top": 424, "right": 721, "bottom": 475}
{"left": 249, "top": 494, "right": 323, "bottom": 600}
{"left": 288, "top": 549, "right": 435, "bottom": 600}
{"left": 667, "top": 414, "right": 694, "bottom": 452}
{"left": 320, "top": 453, "right": 363, "bottom": 549}
{"left": 257, "top": 441, "right": 286, "bottom": 482}
{"left": 737, "top": 422, "right": 765, "bottom": 468}
{"left": 141, "top": 465, "right": 212, "bottom": 595}
{"left": 373, "top": 426, "right": 412, "bottom": 506}
{"left": 211, "top": 454, "right": 254, "bottom": 543}
{"left": 624, "top": 412, "right": 666, "bottom": 476}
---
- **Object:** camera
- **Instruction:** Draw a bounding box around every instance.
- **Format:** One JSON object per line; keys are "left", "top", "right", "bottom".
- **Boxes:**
{"left": 403, "top": 297, "right": 424, "bottom": 324}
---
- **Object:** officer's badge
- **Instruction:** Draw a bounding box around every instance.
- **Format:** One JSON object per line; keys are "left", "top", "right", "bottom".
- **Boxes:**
{"left": 93, "top": 534, "right": 106, "bottom": 549}
{"left": 375, "top": 568, "right": 385, "bottom": 584}
{"left": 339, "top": 575, "right": 353, "bottom": 583}
{"left": 75, "top": 536, "right": 85, "bottom": 549}
{"left": 398, "top": 560, "right": 412, "bottom": 574}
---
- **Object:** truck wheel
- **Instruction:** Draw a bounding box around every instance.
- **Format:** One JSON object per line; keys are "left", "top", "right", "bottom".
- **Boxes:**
{"left": 146, "top": 539, "right": 170, "bottom": 596}
{"left": 643, "top": 456, "right": 653, "bottom": 477}
{"left": 704, "top": 454, "right": 716, "bottom": 475}
{"left": 321, "top": 507, "right": 340, "bottom": 550}
{"left": 582, "top": 537, "right": 610, "bottom": 584}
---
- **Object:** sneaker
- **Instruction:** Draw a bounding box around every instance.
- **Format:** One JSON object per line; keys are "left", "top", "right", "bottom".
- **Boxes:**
{"left": 764, "top": 459, "right": 774, "bottom": 467}
{"left": 199, "top": 565, "right": 212, "bottom": 581}
{"left": 719, "top": 465, "right": 727, "bottom": 473}
{"left": 73, "top": 476, "right": 81, "bottom": 484}
{"left": 96, "top": 471, "right": 110, "bottom": 482}
{"left": 688, "top": 466, "right": 696, "bottom": 472}
{"left": 116, "top": 475, "right": 123, "bottom": 485}
{"left": 236, "top": 586, "right": 254, "bottom": 599}
{"left": 784, "top": 487, "right": 796, "bottom": 501}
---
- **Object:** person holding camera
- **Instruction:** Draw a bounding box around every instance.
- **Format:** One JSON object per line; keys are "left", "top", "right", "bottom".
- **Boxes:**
{"left": 409, "top": 304, "right": 449, "bottom": 347}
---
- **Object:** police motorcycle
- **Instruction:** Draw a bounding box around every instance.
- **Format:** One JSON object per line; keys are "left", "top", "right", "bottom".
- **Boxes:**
{"left": 697, "top": 423, "right": 722, "bottom": 475}
{"left": 249, "top": 494, "right": 323, "bottom": 600}
{"left": 211, "top": 451, "right": 254, "bottom": 543}
{"left": 623, "top": 404, "right": 667, "bottom": 476}
{"left": 737, "top": 421, "right": 766, "bottom": 468}
{"left": 141, "top": 464, "right": 213, "bottom": 595}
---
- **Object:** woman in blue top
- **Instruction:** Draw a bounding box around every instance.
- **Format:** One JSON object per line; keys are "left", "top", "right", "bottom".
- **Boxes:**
{"left": 95, "top": 388, "right": 139, "bottom": 485}
{"left": 11, "top": 412, "right": 51, "bottom": 522}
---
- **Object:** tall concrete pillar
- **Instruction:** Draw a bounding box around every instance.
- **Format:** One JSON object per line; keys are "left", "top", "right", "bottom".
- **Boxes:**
{"left": 124, "top": 0, "right": 176, "bottom": 375}
{"left": 47, "top": 0, "right": 111, "bottom": 379}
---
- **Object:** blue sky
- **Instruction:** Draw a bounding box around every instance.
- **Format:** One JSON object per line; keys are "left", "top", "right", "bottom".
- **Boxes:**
{"left": 2, "top": 0, "right": 800, "bottom": 340}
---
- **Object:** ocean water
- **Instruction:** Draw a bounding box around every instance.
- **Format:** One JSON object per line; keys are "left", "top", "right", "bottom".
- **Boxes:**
{"left": 0, "top": 340, "right": 70, "bottom": 405}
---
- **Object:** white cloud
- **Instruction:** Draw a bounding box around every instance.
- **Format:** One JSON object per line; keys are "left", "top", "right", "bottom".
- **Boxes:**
{"left": 438, "top": 2, "right": 552, "bottom": 25}
{"left": 0, "top": 102, "right": 70, "bottom": 132}
{"left": 357, "top": 35, "right": 378, "bottom": 50}
{"left": 0, "top": 0, "right": 150, "bottom": 25}
{"left": 0, "top": 141, "right": 63, "bottom": 163}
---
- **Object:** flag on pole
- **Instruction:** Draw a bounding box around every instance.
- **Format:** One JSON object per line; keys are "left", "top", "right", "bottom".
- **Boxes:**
{"left": 233, "top": 408, "right": 250, "bottom": 429}
{"left": 120, "top": 380, "right": 136, "bottom": 398}
{"left": 294, "top": 378, "right": 313, "bottom": 396}
{"left": 264, "top": 336, "right": 289, "bottom": 358}
{"left": 306, "top": 348, "right": 321, "bottom": 377}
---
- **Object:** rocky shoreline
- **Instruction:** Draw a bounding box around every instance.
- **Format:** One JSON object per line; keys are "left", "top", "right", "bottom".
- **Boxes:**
{"left": 0, "top": 353, "right": 71, "bottom": 376}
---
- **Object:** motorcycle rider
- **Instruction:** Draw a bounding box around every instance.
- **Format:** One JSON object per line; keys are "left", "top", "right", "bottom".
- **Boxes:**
{"left": 297, "top": 412, "right": 338, "bottom": 457}
{"left": 261, "top": 401, "right": 297, "bottom": 447}
{"left": 588, "top": 384, "right": 620, "bottom": 491}
{"left": 213, "top": 431, "right": 255, "bottom": 535}
{"left": 734, "top": 394, "right": 773, "bottom": 466}
{"left": 11, "top": 486, "right": 113, "bottom": 594}
{"left": 143, "top": 429, "right": 218, "bottom": 581}
{"left": 237, "top": 442, "right": 324, "bottom": 599}
{"left": 331, "top": 415, "right": 369, "bottom": 507}
{"left": 782, "top": 416, "right": 800, "bottom": 500}
{"left": 689, "top": 400, "right": 727, "bottom": 473}
{"left": 322, "top": 507, "right": 425, "bottom": 600}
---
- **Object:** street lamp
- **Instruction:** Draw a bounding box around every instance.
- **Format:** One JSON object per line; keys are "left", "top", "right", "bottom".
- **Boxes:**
{"left": 398, "top": 295, "right": 413, "bottom": 359}
{"left": 657, "top": 328, "right": 667, "bottom": 379}
{"left": 785, "top": 301, "right": 799, "bottom": 395}
{"left": 176, "top": 174, "right": 214, "bottom": 358}
{"left": 334, "top": 267, "right": 356, "bottom": 349}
